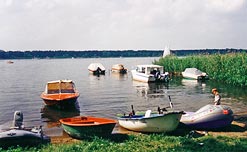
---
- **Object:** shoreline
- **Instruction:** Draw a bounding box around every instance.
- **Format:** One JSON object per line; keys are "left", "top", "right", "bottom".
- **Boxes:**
{"left": 50, "top": 111, "right": 247, "bottom": 144}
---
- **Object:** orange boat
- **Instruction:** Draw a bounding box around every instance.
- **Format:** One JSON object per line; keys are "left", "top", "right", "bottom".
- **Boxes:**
{"left": 59, "top": 116, "right": 117, "bottom": 139}
{"left": 40, "top": 80, "right": 80, "bottom": 108}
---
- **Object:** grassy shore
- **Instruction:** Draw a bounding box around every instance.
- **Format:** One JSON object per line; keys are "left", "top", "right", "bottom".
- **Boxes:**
{"left": 1, "top": 113, "right": 247, "bottom": 152}
{"left": 2, "top": 115, "right": 247, "bottom": 152}
{"left": 1, "top": 133, "right": 247, "bottom": 152}
{"left": 153, "top": 53, "right": 247, "bottom": 87}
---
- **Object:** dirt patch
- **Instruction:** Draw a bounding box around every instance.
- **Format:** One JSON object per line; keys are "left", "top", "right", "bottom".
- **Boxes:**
{"left": 51, "top": 133, "right": 80, "bottom": 144}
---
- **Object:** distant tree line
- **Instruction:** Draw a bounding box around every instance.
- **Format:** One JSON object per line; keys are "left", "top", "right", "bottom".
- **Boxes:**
{"left": 172, "top": 48, "right": 246, "bottom": 56}
{"left": 0, "top": 50, "right": 161, "bottom": 59}
{"left": 0, "top": 49, "right": 245, "bottom": 59}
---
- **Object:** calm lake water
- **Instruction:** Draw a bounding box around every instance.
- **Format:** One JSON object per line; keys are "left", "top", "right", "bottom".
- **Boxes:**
{"left": 0, "top": 57, "right": 246, "bottom": 136}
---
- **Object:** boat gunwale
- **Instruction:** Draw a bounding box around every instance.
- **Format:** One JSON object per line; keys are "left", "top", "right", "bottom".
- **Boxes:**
{"left": 40, "top": 92, "right": 80, "bottom": 101}
{"left": 59, "top": 116, "right": 117, "bottom": 127}
{"left": 118, "top": 111, "right": 184, "bottom": 120}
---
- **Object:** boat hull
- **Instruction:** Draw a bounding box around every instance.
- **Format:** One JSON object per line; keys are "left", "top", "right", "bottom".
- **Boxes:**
{"left": 180, "top": 105, "right": 234, "bottom": 130}
{"left": 131, "top": 70, "right": 156, "bottom": 82}
{"left": 131, "top": 69, "right": 169, "bottom": 83}
{"left": 0, "top": 129, "right": 50, "bottom": 148}
{"left": 89, "top": 69, "right": 106, "bottom": 75}
{"left": 112, "top": 68, "right": 127, "bottom": 74}
{"left": 118, "top": 112, "right": 183, "bottom": 133}
{"left": 41, "top": 93, "right": 79, "bottom": 108}
{"left": 60, "top": 116, "right": 117, "bottom": 139}
{"left": 182, "top": 68, "right": 209, "bottom": 80}
{"left": 111, "top": 64, "right": 127, "bottom": 74}
{"left": 182, "top": 73, "right": 208, "bottom": 80}
{"left": 88, "top": 63, "right": 106, "bottom": 75}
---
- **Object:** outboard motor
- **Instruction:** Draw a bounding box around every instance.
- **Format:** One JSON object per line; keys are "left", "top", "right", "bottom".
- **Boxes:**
{"left": 13, "top": 111, "right": 24, "bottom": 129}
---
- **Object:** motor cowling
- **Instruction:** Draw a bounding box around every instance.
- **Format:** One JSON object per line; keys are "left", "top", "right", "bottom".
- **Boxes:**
{"left": 13, "top": 111, "right": 24, "bottom": 129}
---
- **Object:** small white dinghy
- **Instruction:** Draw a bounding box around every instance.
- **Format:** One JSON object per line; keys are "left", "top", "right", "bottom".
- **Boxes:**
{"left": 118, "top": 104, "right": 184, "bottom": 133}
{"left": 118, "top": 111, "right": 184, "bottom": 133}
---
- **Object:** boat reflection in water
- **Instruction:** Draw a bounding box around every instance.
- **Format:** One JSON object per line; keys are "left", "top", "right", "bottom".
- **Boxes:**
{"left": 40, "top": 103, "right": 80, "bottom": 136}
{"left": 181, "top": 79, "right": 206, "bottom": 90}
{"left": 132, "top": 81, "right": 169, "bottom": 98}
{"left": 110, "top": 72, "right": 128, "bottom": 81}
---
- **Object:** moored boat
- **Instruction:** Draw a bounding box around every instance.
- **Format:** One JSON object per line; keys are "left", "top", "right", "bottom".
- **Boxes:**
{"left": 40, "top": 80, "right": 80, "bottom": 108}
{"left": 118, "top": 109, "right": 184, "bottom": 133}
{"left": 111, "top": 64, "right": 127, "bottom": 74}
{"left": 59, "top": 116, "right": 117, "bottom": 139}
{"left": 131, "top": 64, "right": 169, "bottom": 83}
{"left": 180, "top": 104, "right": 233, "bottom": 130}
{"left": 88, "top": 63, "right": 106, "bottom": 75}
{"left": 0, "top": 111, "right": 50, "bottom": 148}
{"left": 182, "top": 68, "right": 209, "bottom": 80}
{"left": 6, "top": 60, "right": 14, "bottom": 64}
{"left": 0, "top": 127, "right": 50, "bottom": 148}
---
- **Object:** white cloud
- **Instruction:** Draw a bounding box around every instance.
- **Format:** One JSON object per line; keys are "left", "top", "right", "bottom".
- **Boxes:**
{"left": 0, "top": 0, "right": 246, "bottom": 50}
{"left": 206, "top": 0, "right": 245, "bottom": 13}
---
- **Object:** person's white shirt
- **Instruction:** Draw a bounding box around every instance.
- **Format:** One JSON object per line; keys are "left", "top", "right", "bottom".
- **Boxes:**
{"left": 214, "top": 94, "right": 221, "bottom": 105}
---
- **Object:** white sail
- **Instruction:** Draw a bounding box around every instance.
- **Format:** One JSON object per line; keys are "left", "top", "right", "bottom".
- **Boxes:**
{"left": 163, "top": 46, "right": 171, "bottom": 57}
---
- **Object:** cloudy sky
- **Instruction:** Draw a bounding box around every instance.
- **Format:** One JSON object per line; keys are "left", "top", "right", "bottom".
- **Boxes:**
{"left": 0, "top": 0, "right": 246, "bottom": 51}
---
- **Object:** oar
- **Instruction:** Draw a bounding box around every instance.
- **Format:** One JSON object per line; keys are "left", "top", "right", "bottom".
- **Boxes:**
{"left": 168, "top": 95, "right": 174, "bottom": 109}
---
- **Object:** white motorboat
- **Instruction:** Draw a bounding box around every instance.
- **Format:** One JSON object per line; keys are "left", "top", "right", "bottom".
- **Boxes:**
{"left": 88, "top": 63, "right": 106, "bottom": 75}
{"left": 131, "top": 65, "right": 169, "bottom": 83}
{"left": 182, "top": 68, "right": 208, "bottom": 80}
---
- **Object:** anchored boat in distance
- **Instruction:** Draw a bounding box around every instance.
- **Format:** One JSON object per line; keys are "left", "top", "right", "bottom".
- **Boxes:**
{"left": 131, "top": 64, "right": 169, "bottom": 83}
{"left": 88, "top": 63, "right": 106, "bottom": 75}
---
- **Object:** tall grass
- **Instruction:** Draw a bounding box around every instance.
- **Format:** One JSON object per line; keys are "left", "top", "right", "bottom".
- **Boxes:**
{"left": 154, "top": 53, "right": 247, "bottom": 87}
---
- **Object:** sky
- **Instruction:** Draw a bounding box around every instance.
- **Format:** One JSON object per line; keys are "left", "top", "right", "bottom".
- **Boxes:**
{"left": 0, "top": 0, "right": 246, "bottom": 51}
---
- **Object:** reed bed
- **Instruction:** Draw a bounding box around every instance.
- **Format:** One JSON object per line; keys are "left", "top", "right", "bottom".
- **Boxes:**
{"left": 154, "top": 53, "right": 247, "bottom": 87}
